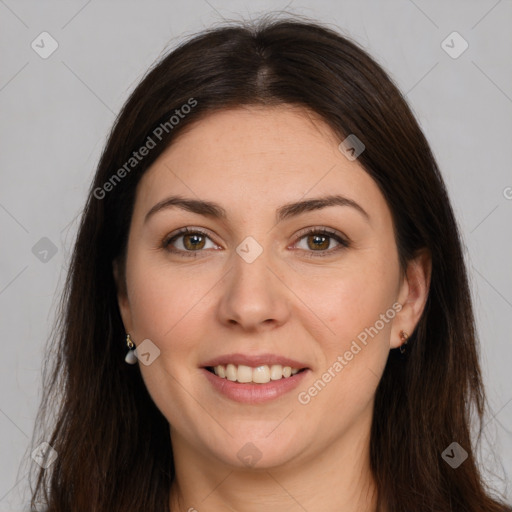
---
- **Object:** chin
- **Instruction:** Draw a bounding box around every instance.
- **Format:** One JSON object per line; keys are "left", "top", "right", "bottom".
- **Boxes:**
{"left": 206, "top": 431, "right": 305, "bottom": 471}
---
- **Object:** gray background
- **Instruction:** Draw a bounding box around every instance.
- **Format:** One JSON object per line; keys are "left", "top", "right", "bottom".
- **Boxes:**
{"left": 1, "top": 0, "right": 511, "bottom": 509}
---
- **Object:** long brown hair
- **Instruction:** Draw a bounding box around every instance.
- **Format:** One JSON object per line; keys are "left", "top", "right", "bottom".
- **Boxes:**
{"left": 26, "top": 14, "right": 511, "bottom": 512}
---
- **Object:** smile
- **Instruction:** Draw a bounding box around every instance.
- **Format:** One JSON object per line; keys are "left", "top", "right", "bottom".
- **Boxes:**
{"left": 207, "top": 363, "right": 303, "bottom": 384}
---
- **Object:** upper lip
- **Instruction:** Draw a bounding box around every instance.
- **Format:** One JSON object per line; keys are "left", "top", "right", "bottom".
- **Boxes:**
{"left": 201, "top": 353, "right": 309, "bottom": 369}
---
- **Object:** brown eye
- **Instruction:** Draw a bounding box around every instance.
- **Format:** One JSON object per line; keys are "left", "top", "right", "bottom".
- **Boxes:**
{"left": 305, "top": 233, "right": 330, "bottom": 251}
{"left": 163, "top": 228, "right": 218, "bottom": 256}
{"left": 181, "top": 233, "right": 206, "bottom": 250}
{"left": 293, "top": 228, "right": 350, "bottom": 257}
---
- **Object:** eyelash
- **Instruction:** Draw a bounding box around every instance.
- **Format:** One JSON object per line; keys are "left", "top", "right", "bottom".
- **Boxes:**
{"left": 161, "top": 227, "right": 350, "bottom": 259}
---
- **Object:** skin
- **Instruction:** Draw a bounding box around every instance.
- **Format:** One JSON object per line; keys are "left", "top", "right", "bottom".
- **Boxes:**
{"left": 114, "top": 105, "right": 431, "bottom": 512}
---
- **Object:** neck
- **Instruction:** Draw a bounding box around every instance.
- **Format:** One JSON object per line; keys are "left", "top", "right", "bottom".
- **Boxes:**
{"left": 169, "top": 411, "right": 379, "bottom": 512}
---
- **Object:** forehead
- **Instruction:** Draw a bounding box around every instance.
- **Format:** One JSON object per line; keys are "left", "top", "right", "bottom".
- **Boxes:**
{"left": 158, "top": 105, "right": 341, "bottom": 172}
{"left": 133, "top": 106, "right": 390, "bottom": 227}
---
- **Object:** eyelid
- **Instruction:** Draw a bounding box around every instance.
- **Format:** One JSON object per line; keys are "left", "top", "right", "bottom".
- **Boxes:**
{"left": 290, "top": 226, "right": 350, "bottom": 257}
{"left": 293, "top": 225, "right": 347, "bottom": 241}
{"left": 162, "top": 227, "right": 219, "bottom": 249}
{"left": 162, "top": 225, "right": 350, "bottom": 257}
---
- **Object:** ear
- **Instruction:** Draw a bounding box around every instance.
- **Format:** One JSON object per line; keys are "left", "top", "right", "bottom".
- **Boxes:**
{"left": 390, "top": 248, "right": 432, "bottom": 349}
{"left": 113, "top": 259, "right": 133, "bottom": 334}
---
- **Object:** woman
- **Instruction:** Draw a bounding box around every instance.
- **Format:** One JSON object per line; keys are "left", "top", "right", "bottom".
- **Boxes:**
{"left": 28, "top": 15, "right": 511, "bottom": 512}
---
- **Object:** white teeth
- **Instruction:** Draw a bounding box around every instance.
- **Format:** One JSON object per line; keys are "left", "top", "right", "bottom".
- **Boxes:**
{"left": 270, "top": 364, "right": 282, "bottom": 380}
{"left": 212, "top": 364, "right": 302, "bottom": 384}
{"left": 252, "top": 365, "right": 270, "bottom": 384}
{"left": 237, "top": 364, "right": 253, "bottom": 383}
{"left": 226, "top": 363, "right": 237, "bottom": 381}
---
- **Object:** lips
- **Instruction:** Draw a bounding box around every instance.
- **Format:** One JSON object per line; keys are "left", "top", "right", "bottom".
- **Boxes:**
{"left": 200, "top": 353, "right": 310, "bottom": 403}
{"left": 201, "top": 353, "right": 309, "bottom": 369}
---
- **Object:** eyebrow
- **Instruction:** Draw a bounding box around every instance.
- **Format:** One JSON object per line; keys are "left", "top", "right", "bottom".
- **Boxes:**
{"left": 144, "top": 194, "right": 370, "bottom": 224}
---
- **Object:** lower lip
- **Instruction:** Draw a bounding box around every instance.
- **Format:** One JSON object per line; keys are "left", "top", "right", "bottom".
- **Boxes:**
{"left": 201, "top": 368, "right": 310, "bottom": 404}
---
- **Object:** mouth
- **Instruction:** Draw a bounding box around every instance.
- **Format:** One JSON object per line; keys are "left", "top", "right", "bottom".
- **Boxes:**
{"left": 200, "top": 353, "right": 310, "bottom": 403}
{"left": 205, "top": 364, "right": 307, "bottom": 384}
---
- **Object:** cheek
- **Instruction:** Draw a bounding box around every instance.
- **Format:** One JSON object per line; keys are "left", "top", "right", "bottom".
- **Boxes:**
{"left": 125, "top": 252, "right": 212, "bottom": 342}
{"left": 296, "top": 264, "right": 398, "bottom": 420}
{"left": 123, "top": 256, "right": 212, "bottom": 417}
{"left": 312, "top": 256, "right": 399, "bottom": 350}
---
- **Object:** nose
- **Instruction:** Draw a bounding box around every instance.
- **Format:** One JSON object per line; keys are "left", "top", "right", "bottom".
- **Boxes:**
{"left": 216, "top": 244, "right": 291, "bottom": 332}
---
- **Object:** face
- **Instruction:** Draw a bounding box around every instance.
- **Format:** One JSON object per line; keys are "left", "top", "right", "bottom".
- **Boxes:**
{"left": 115, "top": 105, "right": 428, "bottom": 471}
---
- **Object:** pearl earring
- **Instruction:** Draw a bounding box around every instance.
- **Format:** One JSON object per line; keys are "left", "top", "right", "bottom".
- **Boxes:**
{"left": 125, "top": 334, "right": 137, "bottom": 364}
